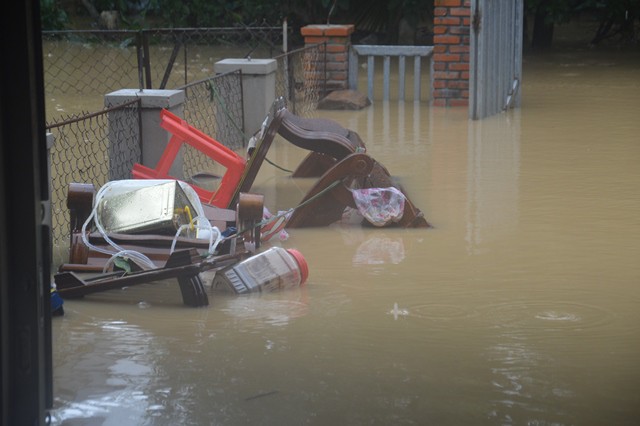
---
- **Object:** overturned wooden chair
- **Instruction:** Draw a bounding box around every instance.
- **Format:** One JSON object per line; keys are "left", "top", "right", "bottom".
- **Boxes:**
{"left": 56, "top": 247, "right": 245, "bottom": 307}
{"left": 232, "top": 100, "right": 431, "bottom": 228}
{"left": 130, "top": 99, "right": 431, "bottom": 230}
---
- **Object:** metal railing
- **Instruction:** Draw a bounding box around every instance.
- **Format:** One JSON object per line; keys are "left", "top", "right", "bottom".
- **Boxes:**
{"left": 348, "top": 45, "right": 434, "bottom": 102}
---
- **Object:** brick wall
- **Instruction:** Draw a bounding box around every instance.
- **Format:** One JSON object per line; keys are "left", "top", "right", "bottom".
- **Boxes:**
{"left": 301, "top": 24, "right": 354, "bottom": 93}
{"left": 301, "top": 6, "right": 471, "bottom": 107}
{"left": 432, "top": 0, "right": 471, "bottom": 107}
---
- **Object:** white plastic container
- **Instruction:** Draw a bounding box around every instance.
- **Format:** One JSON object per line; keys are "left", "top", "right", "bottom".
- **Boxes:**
{"left": 212, "top": 247, "right": 309, "bottom": 294}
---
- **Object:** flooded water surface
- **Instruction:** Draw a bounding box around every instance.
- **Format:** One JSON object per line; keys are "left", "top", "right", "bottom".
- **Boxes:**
{"left": 50, "top": 47, "right": 640, "bottom": 425}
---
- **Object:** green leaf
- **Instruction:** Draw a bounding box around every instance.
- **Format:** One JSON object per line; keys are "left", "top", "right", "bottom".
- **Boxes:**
{"left": 113, "top": 256, "right": 132, "bottom": 274}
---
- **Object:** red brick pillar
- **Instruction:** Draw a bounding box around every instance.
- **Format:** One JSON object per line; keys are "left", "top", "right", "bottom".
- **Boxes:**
{"left": 432, "top": 0, "right": 471, "bottom": 107}
{"left": 300, "top": 24, "right": 354, "bottom": 93}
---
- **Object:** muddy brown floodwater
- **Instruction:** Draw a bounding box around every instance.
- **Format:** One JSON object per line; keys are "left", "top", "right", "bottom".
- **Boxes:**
{"left": 49, "top": 46, "right": 640, "bottom": 425}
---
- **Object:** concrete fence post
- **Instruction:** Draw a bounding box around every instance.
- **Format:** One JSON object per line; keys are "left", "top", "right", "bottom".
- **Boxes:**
{"left": 105, "top": 89, "right": 185, "bottom": 179}
{"left": 214, "top": 59, "right": 277, "bottom": 138}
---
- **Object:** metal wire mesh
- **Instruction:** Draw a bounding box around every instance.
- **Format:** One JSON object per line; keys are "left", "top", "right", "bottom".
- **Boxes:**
{"left": 42, "top": 28, "right": 328, "bottom": 119}
{"left": 274, "top": 43, "right": 325, "bottom": 116}
{"left": 42, "top": 27, "right": 327, "bottom": 261}
{"left": 45, "top": 100, "right": 141, "bottom": 250}
{"left": 42, "top": 31, "right": 143, "bottom": 118}
{"left": 43, "top": 27, "right": 281, "bottom": 99}
{"left": 178, "top": 70, "right": 245, "bottom": 183}
{"left": 141, "top": 27, "right": 283, "bottom": 90}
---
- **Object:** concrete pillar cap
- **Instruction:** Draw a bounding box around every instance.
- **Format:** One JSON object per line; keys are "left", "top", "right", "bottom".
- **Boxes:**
{"left": 104, "top": 89, "right": 185, "bottom": 108}
{"left": 214, "top": 59, "right": 277, "bottom": 75}
{"left": 301, "top": 24, "right": 355, "bottom": 37}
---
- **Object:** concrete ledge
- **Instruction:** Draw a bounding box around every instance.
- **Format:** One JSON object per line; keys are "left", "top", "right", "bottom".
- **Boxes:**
{"left": 301, "top": 24, "right": 355, "bottom": 37}
{"left": 105, "top": 89, "right": 185, "bottom": 109}
{"left": 214, "top": 59, "right": 277, "bottom": 75}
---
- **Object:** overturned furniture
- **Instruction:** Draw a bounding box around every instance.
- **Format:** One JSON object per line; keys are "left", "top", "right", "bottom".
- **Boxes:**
{"left": 62, "top": 181, "right": 260, "bottom": 273}
{"left": 131, "top": 100, "right": 431, "bottom": 229}
{"left": 55, "top": 249, "right": 243, "bottom": 307}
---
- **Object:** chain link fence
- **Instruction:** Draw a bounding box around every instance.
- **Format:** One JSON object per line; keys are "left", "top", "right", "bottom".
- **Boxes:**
{"left": 42, "top": 27, "right": 325, "bottom": 118}
{"left": 178, "top": 70, "right": 245, "bottom": 184}
{"left": 42, "top": 27, "right": 283, "bottom": 120}
{"left": 45, "top": 99, "right": 141, "bottom": 257}
{"left": 43, "top": 27, "right": 326, "bottom": 264}
{"left": 140, "top": 27, "right": 283, "bottom": 90}
{"left": 273, "top": 43, "right": 326, "bottom": 116}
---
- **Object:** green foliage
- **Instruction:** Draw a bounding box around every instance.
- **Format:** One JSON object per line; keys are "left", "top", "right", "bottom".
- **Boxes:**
{"left": 525, "top": 0, "right": 640, "bottom": 44}
{"left": 113, "top": 257, "right": 133, "bottom": 274}
{"left": 575, "top": 0, "right": 640, "bottom": 24}
{"left": 578, "top": 0, "right": 640, "bottom": 43}
{"left": 525, "top": 0, "right": 640, "bottom": 26}
{"left": 145, "top": 0, "right": 432, "bottom": 31}
{"left": 153, "top": 0, "right": 285, "bottom": 27}
{"left": 525, "top": 0, "right": 576, "bottom": 24}
{"left": 45, "top": 0, "right": 638, "bottom": 45}
{"left": 350, "top": 0, "right": 432, "bottom": 32}
{"left": 577, "top": 0, "right": 640, "bottom": 16}
{"left": 40, "top": 0, "right": 69, "bottom": 30}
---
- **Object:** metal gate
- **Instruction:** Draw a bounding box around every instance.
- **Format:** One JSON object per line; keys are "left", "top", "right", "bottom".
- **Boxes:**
{"left": 469, "top": 0, "right": 524, "bottom": 120}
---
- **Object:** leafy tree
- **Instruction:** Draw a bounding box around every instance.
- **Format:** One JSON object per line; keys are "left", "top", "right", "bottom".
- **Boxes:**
{"left": 526, "top": 0, "right": 578, "bottom": 49}
{"left": 577, "top": 0, "right": 640, "bottom": 44}
{"left": 526, "top": 0, "right": 640, "bottom": 48}
{"left": 41, "top": 0, "right": 69, "bottom": 30}
{"left": 46, "top": 0, "right": 640, "bottom": 47}
{"left": 347, "top": 0, "right": 433, "bottom": 43}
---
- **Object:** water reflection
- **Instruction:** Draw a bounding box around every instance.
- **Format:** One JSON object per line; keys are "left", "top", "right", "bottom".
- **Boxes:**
{"left": 51, "top": 318, "right": 163, "bottom": 425}
{"left": 50, "top": 47, "right": 640, "bottom": 425}
{"left": 331, "top": 209, "right": 408, "bottom": 266}
{"left": 218, "top": 287, "right": 310, "bottom": 328}
{"left": 352, "top": 234, "right": 406, "bottom": 265}
{"left": 466, "top": 110, "right": 521, "bottom": 253}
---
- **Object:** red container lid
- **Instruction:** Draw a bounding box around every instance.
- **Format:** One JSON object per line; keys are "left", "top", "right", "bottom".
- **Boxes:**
{"left": 286, "top": 249, "right": 309, "bottom": 284}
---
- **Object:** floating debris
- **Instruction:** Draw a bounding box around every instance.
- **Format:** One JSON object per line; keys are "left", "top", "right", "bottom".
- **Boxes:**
{"left": 389, "top": 302, "right": 409, "bottom": 320}
{"left": 244, "top": 390, "right": 279, "bottom": 401}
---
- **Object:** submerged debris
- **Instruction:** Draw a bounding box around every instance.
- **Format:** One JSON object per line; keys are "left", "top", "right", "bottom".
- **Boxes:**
{"left": 56, "top": 100, "right": 431, "bottom": 307}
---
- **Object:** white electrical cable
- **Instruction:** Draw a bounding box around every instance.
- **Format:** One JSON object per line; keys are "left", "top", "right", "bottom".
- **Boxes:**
{"left": 169, "top": 215, "right": 223, "bottom": 257}
{"left": 81, "top": 181, "right": 158, "bottom": 272}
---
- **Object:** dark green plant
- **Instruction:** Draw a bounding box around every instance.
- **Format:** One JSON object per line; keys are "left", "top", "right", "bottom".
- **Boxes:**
{"left": 40, "top": 0, "right": 69, "bottom": 30}
{"left": 153, "top": 0, "right": 241, "bottom": 27}
{"left": 576, "top": 0, "right": 640, "bottom": 44}
{"left": 525, "top": 0, "right": 640, "bottom": 47}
